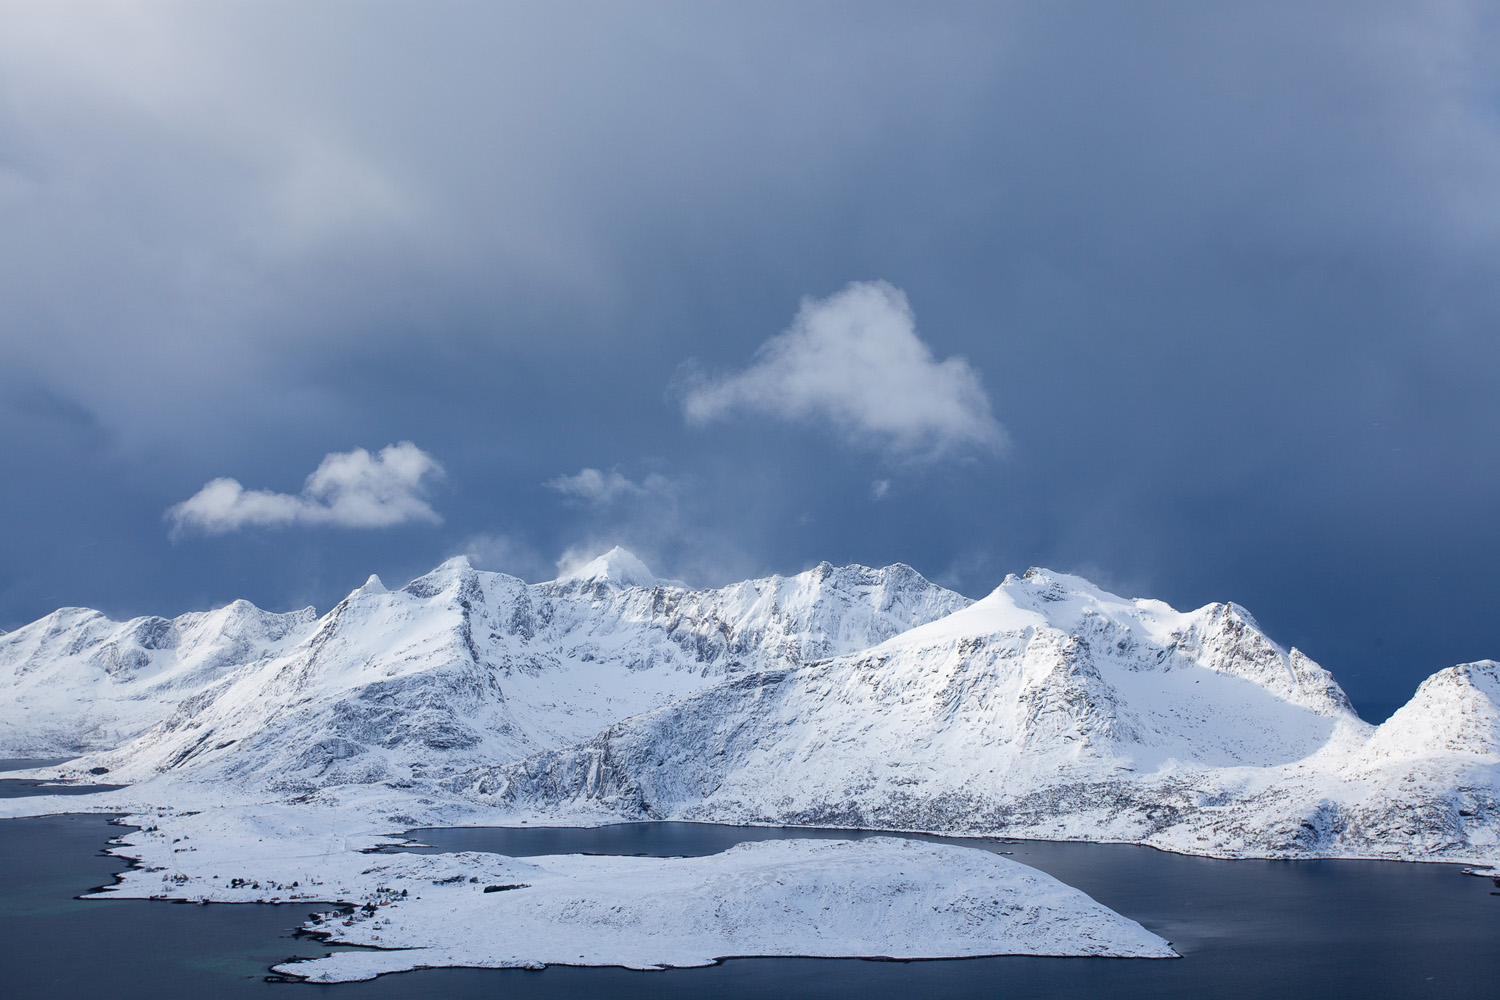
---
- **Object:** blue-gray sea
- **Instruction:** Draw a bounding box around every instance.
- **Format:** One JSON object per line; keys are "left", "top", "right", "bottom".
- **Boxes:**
{"left": 2, "top": 759, "right": 1497, "bottom": 998}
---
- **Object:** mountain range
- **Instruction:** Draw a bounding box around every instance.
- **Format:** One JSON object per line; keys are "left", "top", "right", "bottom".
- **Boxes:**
{"left": 4, "top": 548, "right": 1496, "bottom": 861}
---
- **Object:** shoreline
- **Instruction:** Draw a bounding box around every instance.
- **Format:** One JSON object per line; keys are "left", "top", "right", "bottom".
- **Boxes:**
{"left": 4, "top": 809, "right": 1498, "bottom": 995}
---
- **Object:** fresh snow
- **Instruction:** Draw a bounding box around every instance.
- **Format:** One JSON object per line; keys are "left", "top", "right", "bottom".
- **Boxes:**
{"left": 557, "top": 546, "right": 660, "bottom": 588}
{"left": 0, "top": 553, "right": 968, "bottom": 778}
{"left": 5, "top": 555, "right": 1496, "bottom": 865}
{"left": 269, "top": 837, "right": 1175, "bottom": 980}
{"left": 452, "top": 570, "right": 1498, "bottom": 862}
{"left": 0, "top": 792, "right": 1173, "bottom": 979}
{"left": 2, "top": 550, "right": 1499, "bottom": 974}
{"left": 0, "top": 601, "right": 318, "bottom": 757}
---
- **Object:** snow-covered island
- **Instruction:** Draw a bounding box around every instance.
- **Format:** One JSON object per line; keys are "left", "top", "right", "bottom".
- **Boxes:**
{"left": 60, "top": 811, "right": 1174, "bottom": 981}
{"left": 3, "top": 548, "right": 1498, "bottom": 977}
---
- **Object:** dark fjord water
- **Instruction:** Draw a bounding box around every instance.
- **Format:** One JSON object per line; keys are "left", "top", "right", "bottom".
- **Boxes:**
{"left": 2, "top": 764, "right": 1497, "bottom": 998}
{"left": 0, "top": 758, "right": 125, "bottom": 799}
{"left": 0, "top": 780, "right": 127, "bottom": 798}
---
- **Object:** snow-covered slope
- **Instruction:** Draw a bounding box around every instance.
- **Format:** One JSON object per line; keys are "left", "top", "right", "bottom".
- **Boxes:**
{"left": 6, "top": 552, "right": 967, "bottom": 785}
{"left": 0, "top": 601, "right": 317, "bottom": 755}
{"left": 6, "top": 556, "right": 1498, "bottom": 863}
{"left": 29, "top": 554, "right": 1500, "bottom": 979}
{"left": 1363, "top": 660, "right": 1500, "bottom": 759}
{"left": 273, "top": 836, "right": 1175, "bottom": 981}
{"left": 449, "top": 569, "right": 1499, "bottom": 862}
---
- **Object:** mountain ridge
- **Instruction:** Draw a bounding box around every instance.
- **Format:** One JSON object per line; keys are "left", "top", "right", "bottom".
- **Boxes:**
{"left": 3, "top": 550, "right": 1496, "bottom": 862}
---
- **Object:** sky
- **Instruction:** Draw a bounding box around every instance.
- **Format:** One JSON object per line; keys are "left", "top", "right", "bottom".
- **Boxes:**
{"left": 2, "top": 1, "right": 1498, "bottom": 713}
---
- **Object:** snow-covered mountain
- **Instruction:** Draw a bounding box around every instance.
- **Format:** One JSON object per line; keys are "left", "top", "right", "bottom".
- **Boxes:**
{"left": 5, "top": 553, "right": 1498, "bottom": 862}
{"left": 448, "top": 568, "right": 1499, "bottom": 861}
{"left": 0, "top": 600, "right": 317, "bottom": 756}
{"left": 2, "top": 550, "right": 968, "bottom": 784}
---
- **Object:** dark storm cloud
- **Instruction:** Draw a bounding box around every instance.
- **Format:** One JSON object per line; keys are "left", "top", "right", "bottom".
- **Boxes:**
{"left": 1, "top": 1, "right": 1498, "bottom": 709}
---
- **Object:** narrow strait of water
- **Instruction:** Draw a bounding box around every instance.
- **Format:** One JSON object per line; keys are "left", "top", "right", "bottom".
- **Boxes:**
{"left": 2, "top": 760, "right": 1497, "bottom": 999}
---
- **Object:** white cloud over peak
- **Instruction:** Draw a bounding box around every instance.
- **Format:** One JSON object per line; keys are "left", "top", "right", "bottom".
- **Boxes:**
{"left": 167, "top": 442, "right": 443, "bottom": 535}
{"left": 681, "top": 282, "right": 1007, "bottom": 457}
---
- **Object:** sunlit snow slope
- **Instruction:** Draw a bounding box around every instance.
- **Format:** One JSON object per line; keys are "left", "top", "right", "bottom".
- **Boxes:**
{"left": 5, "top": 554, "right": 1498, "bottom": 861}
{"left": 3, "top": 550, "right": 967, "bottom": 784}
{"left": 451, "top": 568, "right": 1500, "bottom": 861}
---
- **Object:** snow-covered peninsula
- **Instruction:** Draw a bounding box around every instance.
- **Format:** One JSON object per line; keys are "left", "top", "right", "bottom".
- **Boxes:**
{"left": 52, "top": 812, "right": 1174, "bottom": 981}
{"left": 3, "top": 549, "right": 1498, "bottom": 976}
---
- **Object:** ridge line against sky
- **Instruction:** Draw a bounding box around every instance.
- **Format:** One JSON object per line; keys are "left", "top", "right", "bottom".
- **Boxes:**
{"left": 2, "top": 2, "right": 1498, "bottom": 707}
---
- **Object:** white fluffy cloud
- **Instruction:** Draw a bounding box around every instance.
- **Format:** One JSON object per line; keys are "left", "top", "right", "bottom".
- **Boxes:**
{"left": 167, "top": 442, "right": 443, "bottom": 535}
{"left": 681, "top": 282, "right": 1007, "bottom": 457}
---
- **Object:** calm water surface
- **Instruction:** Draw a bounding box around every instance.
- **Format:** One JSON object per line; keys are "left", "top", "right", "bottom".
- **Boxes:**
{"left": 2, "top": 760, "right": 1497, "bottom": 998}
{"left": 0, "top": 758, "right": 126, "bottom": 798}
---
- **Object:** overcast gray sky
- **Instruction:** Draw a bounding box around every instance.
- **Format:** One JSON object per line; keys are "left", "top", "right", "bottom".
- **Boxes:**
{"left": 3, "top": 1, "right": 1498, "bottom": 713}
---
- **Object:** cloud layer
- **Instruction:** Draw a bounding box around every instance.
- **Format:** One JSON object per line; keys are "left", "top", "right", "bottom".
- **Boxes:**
{"left": 3, "top": 5, "right": 1499, "bottom": 703}
{"left": 545, "top": 467, "right": 677, "bottom": 505}
{"left": 682, "top": 282, "right": 1006, "bottom": 457}
{"left": 168, "top": 442, "right": 442, "bottom": 535}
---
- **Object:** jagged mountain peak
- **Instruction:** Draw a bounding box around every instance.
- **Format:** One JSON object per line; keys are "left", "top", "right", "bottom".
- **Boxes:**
{"left": 1011, "top": 566, "right": 1100, "bottom": 594}
{"left": 1449, "top": 658, "right": 1500, "bottom": 688}
{"left": 354, "top": 574, "right": 387, "bottom": 597}
{"left": 0, "top": 596, "right": 321, "bottom": 756}
{"left": 430, "top": 554, "right": 477, "bottom": 577}
{"left": 555, "top": 546, "right": 658, "bottom": 588}
{"left": 797, "top": 559, "right": 928, "bottom": 587}
{"left": 402, "top": 555, "right": 481, "bottom": 598}
{"left": 12, "top": 557, "right": 1500, "bottom": 865}
{"left": 199, "top": 596, "right": 315, "bottom": 627}
{"left": 866, "top": 567, "right": 1358, "bottom": 724}
{"left": 1192, "top": 600, "right": 1265, "bottom": 634}
{"left": 48, "top": 551, "right": 972, "bottom": 780}
{"left": 888, "top": 567, "right": 1186, "bottom": 651}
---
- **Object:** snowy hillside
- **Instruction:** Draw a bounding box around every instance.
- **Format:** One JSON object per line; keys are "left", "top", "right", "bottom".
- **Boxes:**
{"left": 274, "top": 836, "right": 1176, "bottom": 980}
{"left": 1363, "top": 660, "right": 1500, "bottom": 759}
{"left": 0, "top": 601, "right": 317, "bottom": 756}
{"left": 2, "top": 550, "right": 967, "bottom": 780}
{"left": 5, "top": 554, "right": 1498, "bottom": 863}
{"left": 449, "top": 569, "right": 1500, "bottom": 862}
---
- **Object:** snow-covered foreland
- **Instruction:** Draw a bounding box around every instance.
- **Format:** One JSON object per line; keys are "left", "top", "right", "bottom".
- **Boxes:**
{"left": 52, "top": 805, "right": 1171, "bottom": 981}
{"left": 2, "top": 549, "right": 1499, "bottom": 975}
{"left": 276, "top": 836, "right": 1175, "bottom": 981}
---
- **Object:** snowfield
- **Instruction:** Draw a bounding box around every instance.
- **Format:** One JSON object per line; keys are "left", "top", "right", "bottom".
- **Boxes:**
{"left": 2, "top": 549, "right": 1498, "bottom": 975}
{"left": 268, "top": 837, "right": 1176, "bottom": 981}
{"left": 0, "top": 792, "right": 1175, "bottom": 979}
